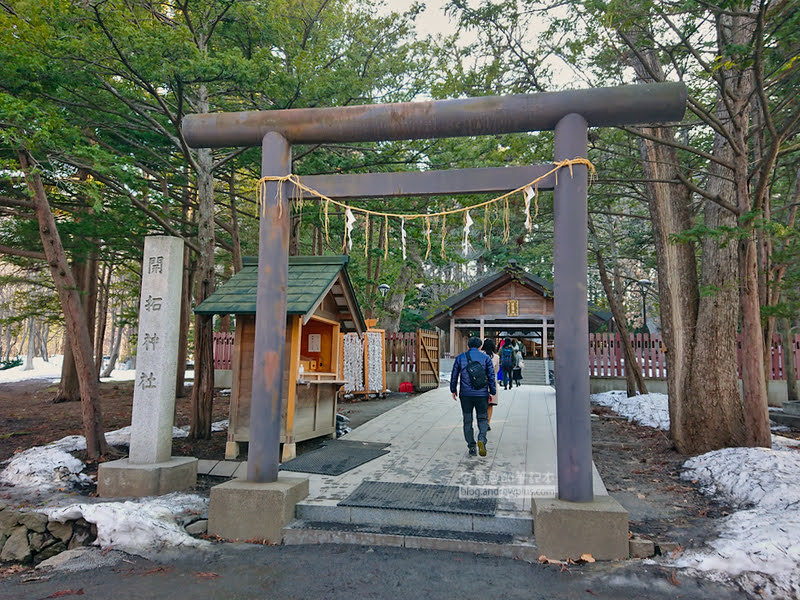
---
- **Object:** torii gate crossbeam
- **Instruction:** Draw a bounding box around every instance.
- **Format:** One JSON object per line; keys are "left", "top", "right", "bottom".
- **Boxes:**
{"left": 183, "top": 83, "right": 686, "bottom": 504}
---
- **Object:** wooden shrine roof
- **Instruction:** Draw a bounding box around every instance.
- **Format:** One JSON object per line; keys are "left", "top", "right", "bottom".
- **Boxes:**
{"left": 195, "top": 255, "right": 365, "bottom": 331}
{"left": 427, "top": 263, "right": 611, "bottom": 330}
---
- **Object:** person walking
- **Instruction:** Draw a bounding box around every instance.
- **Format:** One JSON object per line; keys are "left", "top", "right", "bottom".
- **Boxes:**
{"left": 512, "top": 349, "right": 524, "bottom": 387}
{"left": 481, "top": 338, "right": 500, "bottom": 430}
{"left": 499, "top": 337, "right": 517, "bottom": 390}
{"left": 450, "top": 337, "right": 496, "bottom": 456}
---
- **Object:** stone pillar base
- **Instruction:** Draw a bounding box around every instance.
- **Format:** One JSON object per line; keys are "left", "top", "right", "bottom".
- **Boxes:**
{"left": 97, "top": 456, "right": 198, "bottom": 498}
{"left": 532, "top": 495, "right": 628, "bottom": 561}
{"left": 225, "top": 441, "right": 242, "bottom": 460}
{"left": 208, "top": 476, "right": 309, "bottom": 543}
{"left": 281, "top": 442, "right": 296, "bottom": 462}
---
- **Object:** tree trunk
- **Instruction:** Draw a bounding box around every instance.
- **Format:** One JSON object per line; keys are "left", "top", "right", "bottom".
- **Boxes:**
{"left": 379, "top": 248, "right": 416, "bottom": 332}
{"left": 229, "top": 171, "right": 243, "bottom": 273}
{"left": 189, "top": 134, "right": 216, "bottom": 439}
{"left": 19, "top": 148, "right": 107, "bottom": 458}
{"left": 101, "top": 314, "right": 123, "bottom": 378}
{"left": 23, "top": 317, "right": 35, "bottom": 371}
{"left": 625, "top": 38, "right": 745, "bottom": 453}
{"left": 720, "top": 9, "right": 770, "bottom": 447}
{"left": 685, "top": 123, "right": 745, "bottom": 450}
{"left": 289, "top": 212, "right": 301, "bottom": 256}
{"left": 588, "top": 216, "right": 647, "bottom": 396}
{"left": 38, "top": 322, "right": 50, "bottom": 361}
{"left": 779, "top": 317, "right": 797, "bottom": 403}
{"left": 175, "top": 248, "right": 195, "bottom": 398}
{"left": 85, "top": 253, "right": 99, "bottom": 376}
{"left": 176, "top": 246, "right": 194, "bottom": 399}
{"left": 55, "top": 261, "right": 90, "bottom": 403}
{"left": 94, "top": 262, "right": 112, "bottom": 376}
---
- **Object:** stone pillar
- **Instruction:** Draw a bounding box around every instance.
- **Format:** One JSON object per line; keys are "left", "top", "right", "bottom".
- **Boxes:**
{"left": 129, "top": 236, "right": 183, "bottom": 463}
{"left": 552, "top": 113, "right": 592, "bottom": 503}
{"left": 98, "top": 236, "right": 197, "bottom": 497}
{"left": 533, "top": 115, "right": 628, "bottom": 561}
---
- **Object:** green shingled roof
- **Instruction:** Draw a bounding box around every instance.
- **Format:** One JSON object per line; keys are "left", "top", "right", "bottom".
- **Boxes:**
{"left": 195, "top": 255, "right": 356, "bottom": 318}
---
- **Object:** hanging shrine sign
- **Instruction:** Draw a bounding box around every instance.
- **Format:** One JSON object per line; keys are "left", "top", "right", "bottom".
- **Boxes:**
{"left": 183, "top": 82, "right": 686, "bottom": 504}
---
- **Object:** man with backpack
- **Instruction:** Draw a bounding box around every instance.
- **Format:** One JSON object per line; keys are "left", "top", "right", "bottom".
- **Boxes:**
{"left": 450, "top": 337, "right": 496, "bottom": 456}
{"left": 500, "top": 337, "right": 518, "bottom": 390}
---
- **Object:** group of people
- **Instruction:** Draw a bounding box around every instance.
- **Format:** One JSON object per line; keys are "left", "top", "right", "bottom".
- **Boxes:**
{"left": 449, "top": 336, "right": 525, "bottom": 457}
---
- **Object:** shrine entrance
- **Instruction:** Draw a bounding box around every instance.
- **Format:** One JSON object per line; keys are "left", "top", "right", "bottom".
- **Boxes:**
{"left": 183, "top": 83, "right": 686, "bottom": 547}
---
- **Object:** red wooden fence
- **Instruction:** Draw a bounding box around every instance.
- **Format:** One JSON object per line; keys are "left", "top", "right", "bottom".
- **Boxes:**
{"left": 212, "top": 332, "right": 234, "bottom": 370}
{"left": 591, "top": 332, "right": 800, "bottom": 380}
{"left": 213, "top": 330, "right": 800, "bottom": 380}
{"left": 385, "top": 331, "right": 417, "bottom": 373}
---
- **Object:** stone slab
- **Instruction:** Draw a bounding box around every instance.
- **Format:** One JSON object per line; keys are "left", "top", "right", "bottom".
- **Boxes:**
{"left": 770, "top": 412, "right": 800, "bottom": 428}
{"left": 629, "top": 536, "right": 655, "bottom": 558}
{"left": 209, "top": 461, "right": 241, "bottom": 477}
{"left": 295, "top": 503, "right": 353, "bottom": 524}
{"left": 280, "top": 525, "right": 540, "bottom": 561}
{"left": 208, "top": 476, "right": 309, "bottom": 542}
{"left": 97, "top": 456, "right": 198, "bottom": 498}
{"left": 196, "top": 459, "right": 218, "bottom": 476}
{"left": 472, "top": 513, "right": 533, "bottom": 536}
{"left": 783, "top": 401, "right": 800, "bottom": 416}
{"left": 532, "top": 495, "right": 629, "bottom": 561}
{"left": 282, "top": 527, "right": 405, "bottom": 548}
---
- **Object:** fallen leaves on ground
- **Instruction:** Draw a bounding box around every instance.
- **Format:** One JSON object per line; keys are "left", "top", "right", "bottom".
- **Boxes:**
{"left": 195, "top": 572, "right": 220, "bottom": 579}
{"left": 139, "top": 566, "right": 172, "bottom": 576}
{"left": 43, "top": 590, "right": 84, "bottom": 598}
{"left": 0, "top": 564, "right": 29, "bottom": 577}
{"left": 537, "top": 553, "right": 595, "bottom": 565}
{"left": 667, "top": 570, "right": 680, "bottom": 586}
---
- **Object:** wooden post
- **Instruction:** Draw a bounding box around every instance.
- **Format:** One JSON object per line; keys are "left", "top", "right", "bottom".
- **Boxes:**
{"left": 282, "top": 315, "right": 302, "bottom": 461}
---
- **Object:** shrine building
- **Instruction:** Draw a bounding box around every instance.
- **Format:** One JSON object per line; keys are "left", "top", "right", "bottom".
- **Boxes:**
{"left": 428, "top": 260, "right": 611, "bottom": 359}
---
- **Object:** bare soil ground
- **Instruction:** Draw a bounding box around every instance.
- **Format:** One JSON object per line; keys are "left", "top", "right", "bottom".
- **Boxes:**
{"left": 2, "top": 378, "right": 792, "bottom": 555}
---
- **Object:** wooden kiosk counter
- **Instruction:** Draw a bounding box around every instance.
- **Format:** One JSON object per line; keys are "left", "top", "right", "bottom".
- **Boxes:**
{"left": 195, "top": 255, "right": 366, "bottom": 460}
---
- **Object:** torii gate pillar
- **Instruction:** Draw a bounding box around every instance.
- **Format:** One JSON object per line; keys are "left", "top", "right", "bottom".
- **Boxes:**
{"left": 553, "top": 113, "right": 592, "bottom": 502}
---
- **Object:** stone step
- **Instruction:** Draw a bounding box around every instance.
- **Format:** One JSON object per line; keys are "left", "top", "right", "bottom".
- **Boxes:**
{"left": 771, "top": 411, "right": 800, "bottom": 428}
{"left": 282, "top": 519, "right": 539, "bottom": 560}
{"left": 294, "top": 501, "right": 533, "bottom": 537}
{"left": 518, "top": 361, "right": 548, "bottom": 385}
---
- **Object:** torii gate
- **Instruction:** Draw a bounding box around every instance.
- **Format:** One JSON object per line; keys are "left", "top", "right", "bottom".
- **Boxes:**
{"left": 183, "top": 83, "right": 686, "bottom": 547}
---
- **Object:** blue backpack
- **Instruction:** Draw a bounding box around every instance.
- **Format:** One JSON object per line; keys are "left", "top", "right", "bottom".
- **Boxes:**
{"left": 501, "top": 346, "right": 514, "bottom": 370}
{"left": 465, "top": 349, "right": 488, "bottom": 389}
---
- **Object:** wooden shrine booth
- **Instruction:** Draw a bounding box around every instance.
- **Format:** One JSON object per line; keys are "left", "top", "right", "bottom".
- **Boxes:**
{"left": 428, "top": 261, "right": 611, "bottom": 358}
{"left": 195, "top": 255, "right": 365, "bottom": 460}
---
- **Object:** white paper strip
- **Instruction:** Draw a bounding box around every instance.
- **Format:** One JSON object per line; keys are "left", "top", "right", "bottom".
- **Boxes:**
{"left": 524, "top": 186, "right": 534, "bottom": 232}
{"left": 401, "top": 217, "right": 407, "bottom": 260}
{"left": 345, "top": 207, "right": 356, "bottom": 251}
{"left": 462, "top": 210, "right": 473, "bottom": 257}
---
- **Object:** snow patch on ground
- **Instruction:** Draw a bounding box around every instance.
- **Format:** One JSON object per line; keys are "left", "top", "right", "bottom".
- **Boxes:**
{"left": 681, "top": 443, "right": 800, "bottom": 511}
{"left": 0, "top": 356, "right": 137, "bottom": 383}
{"left": 672, "top": 435, "right": 800, "bottom": 597}
{"left": 45, "top": 492, "right": 210, "bottom": 556}
{"left": 593, "top": 390, "right": 800, "bottom": 598}
{"left": 0, "top": 444, "right": 93, "bottom": 491}
{"left": 0, "top": 422, "right": 225, "bottom": 492}
{"left": 590, "top": 390, "right": 670, "bottom": 430}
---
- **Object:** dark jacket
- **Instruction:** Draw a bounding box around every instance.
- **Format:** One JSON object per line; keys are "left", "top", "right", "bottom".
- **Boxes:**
{"left": 450, "top": 348, "right": 497, "bottom": 397}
